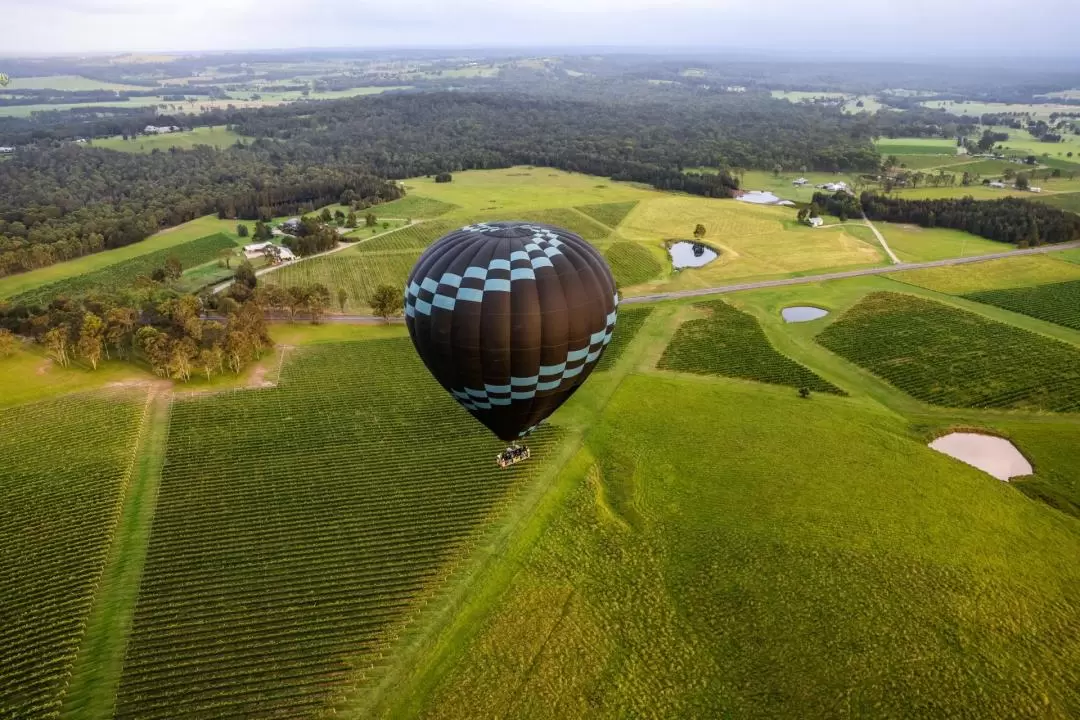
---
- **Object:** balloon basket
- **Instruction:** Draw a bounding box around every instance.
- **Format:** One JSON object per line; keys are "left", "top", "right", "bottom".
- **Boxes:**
{"left": 496, "top": 444, "right": 531, "bottom": 468}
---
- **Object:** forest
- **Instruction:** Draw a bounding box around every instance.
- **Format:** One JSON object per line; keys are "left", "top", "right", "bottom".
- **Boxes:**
{"left": 0, "top": 89, "right": 884, "bottom": 279}
{"left": 0, "top": 146, "right": 400, "bottom": 277}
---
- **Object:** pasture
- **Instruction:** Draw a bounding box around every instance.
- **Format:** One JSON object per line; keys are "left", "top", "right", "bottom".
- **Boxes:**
{"left": 875, "top": 223, "right": 1007, "bottom": 262}
{"left": 396, "top": 369, "right": 1080, "bottom": 719}
{"left": 614, "top": 195, "right": 885, "bottom": 289}
{"left": 890, "top": 254, "right": 1080, "bottom": 294}
{"left": 91, "top": 126, "right": 243, "bottom": 153}
{"left": 816, "top": 291, "right": 1080, "bottom": 412}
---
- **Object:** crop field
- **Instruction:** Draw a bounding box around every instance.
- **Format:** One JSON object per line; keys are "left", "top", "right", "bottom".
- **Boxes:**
{"left": 91, "top": 126, "right": 243, "bottom": 153}
{"left": 816, "top": 292, "right": 1080, "bottom": 412}
{"left": 604, "top": 242, "right": 663, "bottom": 287}
{"left": 595, "top": 307, "right": 653, "bottom": 372}
{"left": 513, "top": 208, "right": 611, "bottom": 242}
{"left": 0, "top": 215, "right": 241, "bottom": 300}
{"left": 11, "top": 233, "right": 237, "bottom": 306}
{"left": 657, "top": 300, "right": 843, "bottom": 394}
{"left": 351, "top": 221, "right": 457, "bottom": 254}
{"left": 890, "top": 254, "right": 1080, "bottom": 294}
{"left": 0, "top": 391, "right": 145, "bottom": 718}
{"left": 875, "top": 137, "right": 962, "bottom": 155}
{"left": 574, "top": 201, "right": 639, "bottom": 228}
{"left": 876, "top": 223, "right": 1006, "bottom": 262}
{"left": 265, "top": 253, "right": 418, "bottom": 312}
{"left": 407, "top": 372, "right": 1080, "bottom": 719}
{"left": 964, "top": 279, "right": 1080, "bottom": 330}
{"left": 113, "top": 340, "right": 564, "bottom": 718}
{"left": 992, "top": 421, "right": 1080, "bottom": 519}
{"left": 365, "top": 195, "right": 459, "bottom": 219}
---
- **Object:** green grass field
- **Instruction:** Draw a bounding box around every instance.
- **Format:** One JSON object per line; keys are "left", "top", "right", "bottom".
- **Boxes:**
{"left": 875, "top": 137, "right": 962, "bottom": 156}
{"left": 890, "top": 154, "right": 976, "bottom": 170}
{"left": 90, "top": 126, "right": 243, "bottom": 153}
{"left": 876, "top": 222, "right": 1008, "bottom": 262}
{"left": 0, "top": 390, "right": 146, "bottom": 718}
{"left": 363, "top": 195, "right": 459, "bottom": 219}
{"left": 402, "top": 370, "right": 1080, "bottom": 719}
{"left": 658, "top": 300, "right": 843, "bottom": 394}
{"left": 0, "top": 215, "right": 242, "bottom": 300}
{"left": 1035, "top": 191, "right": 1080, "bottom": 214}
{"left": 891, "top": 254, "right": 1080, "bottom": 293}
{"left": 817, "top": 291, "right": 1080, "bottom": 412}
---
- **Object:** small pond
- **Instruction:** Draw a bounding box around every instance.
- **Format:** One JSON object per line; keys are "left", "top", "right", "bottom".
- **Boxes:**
{"left": 929, "top": 433, "right": 1033, "bottom": 481}
{"left": 669, "top": 241, "right": 718, "bottom": 269}
{"left": 782, "top": 306, "right": 829, "bottom": 323}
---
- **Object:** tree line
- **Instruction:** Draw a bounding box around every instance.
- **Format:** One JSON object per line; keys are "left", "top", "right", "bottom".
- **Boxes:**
{"left": 812, "top": 192, "right": 1080, "bottom": 247}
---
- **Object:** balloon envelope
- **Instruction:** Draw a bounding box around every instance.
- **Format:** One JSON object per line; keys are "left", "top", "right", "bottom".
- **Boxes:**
{"left": 405, "top": 221, "right": 618, "bottom": 442}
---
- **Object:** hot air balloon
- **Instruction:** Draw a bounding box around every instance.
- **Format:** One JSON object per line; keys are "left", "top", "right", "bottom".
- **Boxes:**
{"left": 405, "top": 221, "right": 618, "bottom": 465}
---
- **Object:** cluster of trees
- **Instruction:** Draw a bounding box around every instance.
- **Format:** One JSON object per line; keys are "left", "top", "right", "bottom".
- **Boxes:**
{"left": 0, "top": 145, "right": 401, "bottom": 277}
{"left": 0, "top": 291, "right": 271, "bottom": 381}
{"left": 810, "top": 191, "right": 862, "bottom": 221}
{"left": 858, "top": 193, "right": 1080, "bottom": 246}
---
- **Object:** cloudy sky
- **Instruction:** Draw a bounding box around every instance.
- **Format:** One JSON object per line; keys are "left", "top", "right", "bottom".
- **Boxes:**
{"left": 3, "top": 0, "right": 1079, "bottom": 57}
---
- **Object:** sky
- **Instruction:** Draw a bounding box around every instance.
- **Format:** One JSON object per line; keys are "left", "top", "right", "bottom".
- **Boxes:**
{"left": 3, "top": 0, "right": 1079, "bottom": 57}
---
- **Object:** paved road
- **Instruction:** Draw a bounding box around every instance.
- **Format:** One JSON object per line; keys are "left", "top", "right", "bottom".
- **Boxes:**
{"left": 861, "top": 212, "right": 902, "bottom": 264}
{"left": 622, "top": 241, "right": 1080, "bottom": 305}
{"left": 233, "top": 241, "right": 1080, "bottom": 324}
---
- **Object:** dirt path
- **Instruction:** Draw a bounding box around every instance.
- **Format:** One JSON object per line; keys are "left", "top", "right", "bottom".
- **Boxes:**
{"left": 861, "top": 212, "right": 902, "bottom": 264}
